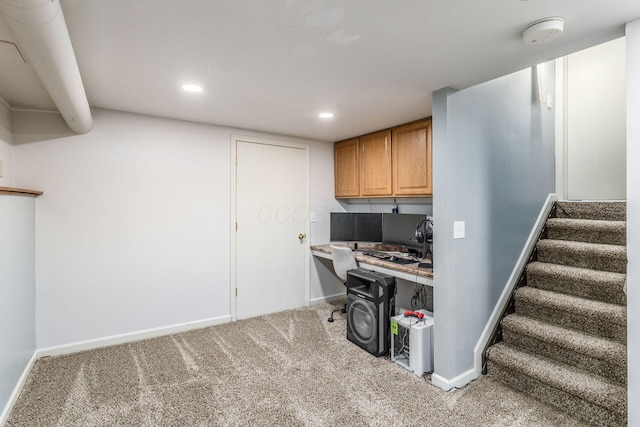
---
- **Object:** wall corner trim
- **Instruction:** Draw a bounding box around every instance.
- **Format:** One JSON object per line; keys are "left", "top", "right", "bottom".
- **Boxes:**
{"left": 0, "top": 352, "right": 38, "bottom": 426}
{"left": 431, "top": 368, "right": 480, "bottom": 391}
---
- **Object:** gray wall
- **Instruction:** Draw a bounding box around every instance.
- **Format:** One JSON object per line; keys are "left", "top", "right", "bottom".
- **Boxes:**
{"left": 0, "top": 195, "right": 36, "bottom": 416}
{"left": 432, "top": 62, "right": 556, "bottom": 384}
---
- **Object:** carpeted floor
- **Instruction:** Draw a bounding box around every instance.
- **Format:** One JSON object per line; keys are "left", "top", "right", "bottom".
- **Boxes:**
{"left": 7, "top": 302, "right": 589, "bottom": 427}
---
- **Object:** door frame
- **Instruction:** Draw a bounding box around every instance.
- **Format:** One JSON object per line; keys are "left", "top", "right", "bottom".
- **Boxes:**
{"left": 229, "top": 134, "right": 310, "bottom": 321}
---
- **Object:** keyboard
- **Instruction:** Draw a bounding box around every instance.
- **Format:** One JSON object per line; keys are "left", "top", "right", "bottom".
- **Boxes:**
{"left": 362, "top": 250, "right": 420, "bottom": 265}
{"left": 361, "top": 250, "right": 391, "bottom": 259}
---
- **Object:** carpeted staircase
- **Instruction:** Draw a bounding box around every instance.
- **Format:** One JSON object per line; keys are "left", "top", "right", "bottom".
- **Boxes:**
{"left": 486, "top": 201, "right": 627, "bottom": 426}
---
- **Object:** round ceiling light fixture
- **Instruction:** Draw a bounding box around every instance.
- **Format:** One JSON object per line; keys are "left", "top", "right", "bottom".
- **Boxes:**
{"left": 523, "top": 17, "right": 564, "bottom": 45}
{"left": 318, "top": 112, "right": 335, "bottom": 119}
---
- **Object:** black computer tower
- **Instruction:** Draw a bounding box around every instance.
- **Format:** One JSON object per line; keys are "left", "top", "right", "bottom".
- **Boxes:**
{"left": 346, "top": 268, "right": 396, "bottom": 357}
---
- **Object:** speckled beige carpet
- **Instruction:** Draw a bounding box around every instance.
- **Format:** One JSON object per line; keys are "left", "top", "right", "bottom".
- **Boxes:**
{"left": 7, "top": 302, "right": 588, "bottom": 427}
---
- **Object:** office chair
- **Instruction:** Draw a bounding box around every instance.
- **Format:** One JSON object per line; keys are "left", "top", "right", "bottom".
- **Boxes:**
{"left": 328, "top": 244, "right": 358, "bottom": 323}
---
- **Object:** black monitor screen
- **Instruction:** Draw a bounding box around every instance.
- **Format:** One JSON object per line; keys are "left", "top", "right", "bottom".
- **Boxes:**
{"left": 330, "top": 213, "right": 383, "bottom": 242}
{"left": 382, "top": 213, "right": 427, "bottom": 249}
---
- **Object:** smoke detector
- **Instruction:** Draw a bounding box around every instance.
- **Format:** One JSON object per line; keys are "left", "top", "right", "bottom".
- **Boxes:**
{"left": 523, "top": 17, "right": 564, "bottom": 45}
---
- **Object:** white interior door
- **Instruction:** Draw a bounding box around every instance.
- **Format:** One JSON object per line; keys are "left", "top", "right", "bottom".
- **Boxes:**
{"left": 234, "top": 137, "right": 309, "bottom": 319}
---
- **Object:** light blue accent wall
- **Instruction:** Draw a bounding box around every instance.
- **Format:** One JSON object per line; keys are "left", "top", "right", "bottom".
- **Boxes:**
{"left": 0, "top": 196, "right": 36, "bottom": 415}
{"left": 432, "top": 63, "right": 556, "bottom": 381}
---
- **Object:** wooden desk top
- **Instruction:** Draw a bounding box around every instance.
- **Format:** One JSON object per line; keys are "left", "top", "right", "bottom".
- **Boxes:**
{"left": 310, "top": 243, "right": 433, "bottom": 284}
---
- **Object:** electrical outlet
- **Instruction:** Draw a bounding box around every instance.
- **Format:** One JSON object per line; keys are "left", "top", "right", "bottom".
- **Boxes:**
{"left": 453, "top": 221, "right": 465, "bottom": 239}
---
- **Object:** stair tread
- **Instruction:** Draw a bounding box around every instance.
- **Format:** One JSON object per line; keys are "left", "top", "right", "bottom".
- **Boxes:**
{"left": 546, "top": 218, "right": 626, "bottom": 246}
{"left": 526, "top": 261, "right": 627, "bottom": 305}
{"left": 537, "top": 239, "right": 627, "bottom": 258}
{"left": 536, "top": 239, "right": 627, "bottom": 273}
{"left": 555, "top": 201, "right": 626, "bottom": 221}
{"left": 547, "top": 217, "right": 626, "bottom": 228}
{"left": 488, "top": 343, "right": 626, "bottom": 414}
{"left": 502, "top": 314, "right": 626, "bottom": 363}
{"left": 516, "top": 287, "right": 626, "bottom": 324}
{"left": 527, "top": 261, "right": 627, "bottom": 284}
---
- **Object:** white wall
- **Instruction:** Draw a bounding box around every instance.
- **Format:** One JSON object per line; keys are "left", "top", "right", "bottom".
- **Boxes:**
{"left": 566, "top": 37, "right": 626, "bottom": 200}
{"left": 626, "top": 18, "right": 639, "bottom": 427}
{"left": 14, "top": 108, "right": 337, "bottom": 349}
{"left": 308, "top": 138, "right": 344, "bottom": 303}
{"left": 0, "top": 101, "right": 14, "bottom": 187}
{"left": 0, "top": 195, "right": 36, "bottom": 420}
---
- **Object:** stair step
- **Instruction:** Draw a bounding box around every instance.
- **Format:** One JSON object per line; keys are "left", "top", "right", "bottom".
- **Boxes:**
{"left": 501, "top": 314, "right": 626, "bottom": 385}
{"left": 555, "top": 201, "right": 626, "bottom": 221}
{"left": 526, "top": 261, "right": 627, "bottom": 305}
{"left": 536, "top": 239, "right": 627, "bottom": 273}
{"left": 546, "top": 218, "right": 626, "bottom": 246}
{"left": 487, "top": 343, "right": 627, "bottom": 426}
{"left": 515, "top": 287, "right": 626, "bottom": 343}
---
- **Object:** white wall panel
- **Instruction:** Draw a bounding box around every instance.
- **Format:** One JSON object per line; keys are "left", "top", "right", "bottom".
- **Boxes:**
{"left": 567, "top": 38, "right": 626, "bottom": 200}
{"left": 14, "top": 108, "right": 335, "bottom": 348}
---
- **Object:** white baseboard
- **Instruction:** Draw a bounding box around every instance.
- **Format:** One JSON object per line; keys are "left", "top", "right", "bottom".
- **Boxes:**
{"left": 309, "top": 293, "right": 345, "bottom": 305}
{"left": 0, "top": 351, "right": 38, "bottom": 426}
{"left": 431, "top": 368, "right": 480, "bottom": 391}
{"left": 36, "top": 315, "right": 232, "bottom": 358}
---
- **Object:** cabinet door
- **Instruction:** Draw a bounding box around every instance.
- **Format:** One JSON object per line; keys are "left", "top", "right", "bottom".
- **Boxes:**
{"left": 334, "top": 138, "right": 360, "bottom": 198}
{"left": 392, "top": 118, "right": 432, "bottom": 196}
{"left": 359, "top": 130, "right": 392, "bottom": 196}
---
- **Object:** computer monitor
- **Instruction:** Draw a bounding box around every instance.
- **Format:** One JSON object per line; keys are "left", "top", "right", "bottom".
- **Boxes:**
{"left": 330, "top": 213, "right": 383, "bottom": 242}
{"left": 382, "top": 213, "right": 427, "bottom": 250}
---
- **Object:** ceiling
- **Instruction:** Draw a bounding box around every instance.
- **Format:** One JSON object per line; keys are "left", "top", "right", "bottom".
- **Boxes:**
{"left": 1, "top": 1, "right": 639, "bottom": 142}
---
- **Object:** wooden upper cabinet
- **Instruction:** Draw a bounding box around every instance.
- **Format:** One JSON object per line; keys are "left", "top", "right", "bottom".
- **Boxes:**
{"left": 333, "top": 117, "right": 432, "bottom": 198}
{"left": 359, "top": 129, "right": 392, "bottom": 197}
{"left": 334, "top": 138, "right": 360, "bottom": 198}
{"left": 392, "top": 118, "right": 432, "bottom": 196}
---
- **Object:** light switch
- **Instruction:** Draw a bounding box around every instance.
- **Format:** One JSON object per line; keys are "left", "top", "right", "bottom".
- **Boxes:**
{"left": 310, "top": 212, "right": 317, "bottom": 223}
{"left": 454, "top": 221, "right": 465, "bottom": 239}
{"left": 0, "top": 159, "right": 3, "bottom": 178}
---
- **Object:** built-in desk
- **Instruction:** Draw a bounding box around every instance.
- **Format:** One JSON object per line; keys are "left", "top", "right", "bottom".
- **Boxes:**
{"left": 310, "top": 243, "right": 433, "bottom": 287}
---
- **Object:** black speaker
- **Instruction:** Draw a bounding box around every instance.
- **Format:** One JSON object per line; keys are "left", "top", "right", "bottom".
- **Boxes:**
{"left": 346, "top": 268, "right": 396, "bottom": 357}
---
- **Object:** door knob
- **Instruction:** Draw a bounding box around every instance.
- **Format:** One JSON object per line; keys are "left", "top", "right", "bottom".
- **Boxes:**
{"left": 298, "top": 233, "right": 306, "bottom": 241}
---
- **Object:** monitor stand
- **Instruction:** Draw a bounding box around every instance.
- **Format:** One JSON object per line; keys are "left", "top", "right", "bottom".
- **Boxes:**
{"left": 418, "top": 247, "right": 433, "bottom": 269}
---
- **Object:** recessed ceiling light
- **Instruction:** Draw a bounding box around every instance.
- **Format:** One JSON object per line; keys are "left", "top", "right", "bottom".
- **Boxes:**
{"left": 319, "top": 112, "right": 335, "bottom": 119}
{"left": 182, "top": 84, "right": 203, "bottom": 92}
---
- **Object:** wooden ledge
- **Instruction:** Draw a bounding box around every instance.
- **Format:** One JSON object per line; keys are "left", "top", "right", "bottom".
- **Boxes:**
{"left": 0, "top": 186, "right": 43, "bottom": 197}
